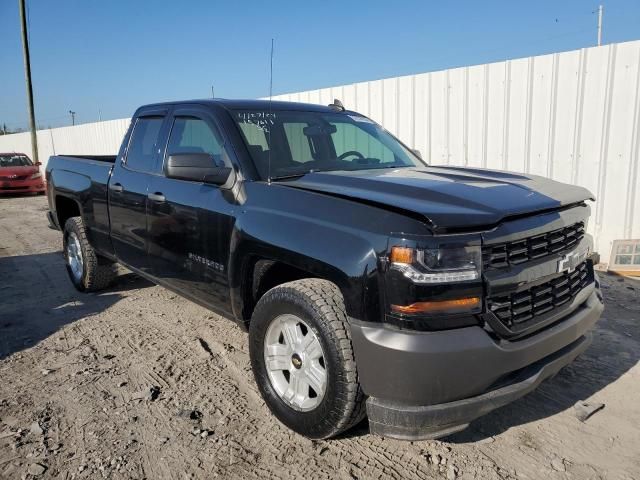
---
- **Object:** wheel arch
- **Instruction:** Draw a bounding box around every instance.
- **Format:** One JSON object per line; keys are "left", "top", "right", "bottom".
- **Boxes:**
{"left": 229, "top": 237, "right": 382, "bottom": 328}
{"left": 55, "top": 194, "right": 83, "bottom": 230}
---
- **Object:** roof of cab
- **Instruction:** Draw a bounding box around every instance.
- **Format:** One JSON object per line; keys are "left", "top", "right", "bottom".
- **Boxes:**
{"left": 136, "top": 98, "right": 346, "bottom": 114}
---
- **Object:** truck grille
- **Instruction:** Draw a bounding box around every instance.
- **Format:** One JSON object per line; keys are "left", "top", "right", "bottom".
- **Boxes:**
{"left": 483, "top": 222, "right": 585, "bottom": 268}
{"left": 488, "top": 261, "right": 591, "bottom": 330}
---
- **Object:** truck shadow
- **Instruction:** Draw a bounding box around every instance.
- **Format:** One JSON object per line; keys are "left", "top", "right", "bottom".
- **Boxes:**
{"left": 0, "top": 251, "right": 152, "bottom": 360}
{"left": 445, "top": 274, "right": 640, "bottom": 443}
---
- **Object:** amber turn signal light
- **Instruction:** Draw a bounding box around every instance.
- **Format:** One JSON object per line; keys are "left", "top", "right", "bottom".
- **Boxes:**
{"left": 390, "top": 246, "right": 414, "bottom": 264}
{"left": 391, "top": 297, "right": 480, "bottom": 315}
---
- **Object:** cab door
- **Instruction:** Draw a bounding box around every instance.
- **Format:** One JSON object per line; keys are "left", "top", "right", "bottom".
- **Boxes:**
{"left": 109, "top": 111, "right": 168, "bottom": 273}
{"left": 146, "top": 106, "right": 236, "bottom": 313}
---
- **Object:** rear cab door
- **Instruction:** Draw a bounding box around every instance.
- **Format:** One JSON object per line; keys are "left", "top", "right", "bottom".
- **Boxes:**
{"left": 146, "top": 104, "right": 237, "bottom": 314}
{"left": 109, "top": 107, "right": 170, "bottom": 273}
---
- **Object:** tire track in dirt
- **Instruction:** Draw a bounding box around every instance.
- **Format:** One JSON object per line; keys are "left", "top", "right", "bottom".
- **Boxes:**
{"left": 85, "top": 291, "right": 441, "bottom": 479}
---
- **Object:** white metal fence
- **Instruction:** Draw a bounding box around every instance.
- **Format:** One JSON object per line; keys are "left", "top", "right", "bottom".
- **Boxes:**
{"left": 1, "top": 40, "right": 639, "bottom": 264}
{"left": 273, "top": 40, "right": 640, "bottom": 265}
{"left": 0, "top": 118, "right": 130, "bottom": 169}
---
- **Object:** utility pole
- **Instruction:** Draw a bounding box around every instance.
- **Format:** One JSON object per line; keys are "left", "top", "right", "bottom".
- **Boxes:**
{"left": 597, "top": 5, "right": 603, "bottom": 46}
{"left": 211, "top": 85, "right": 215, "bottom": 98}
{"left": 69, "top": 110, "right": 76, "bottom": 126}
{"left": 18, "top": 0, "right": 39, "bottom": 163}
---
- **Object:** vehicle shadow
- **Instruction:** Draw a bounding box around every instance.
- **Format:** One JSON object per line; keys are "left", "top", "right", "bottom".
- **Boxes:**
{"left": 0, "top": 251, "right": 152, "bottom": 360}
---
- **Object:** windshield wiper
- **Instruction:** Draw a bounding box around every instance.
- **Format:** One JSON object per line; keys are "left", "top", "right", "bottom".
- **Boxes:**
{"left": 268, "top": 172, "right": 310, "bottom": 181}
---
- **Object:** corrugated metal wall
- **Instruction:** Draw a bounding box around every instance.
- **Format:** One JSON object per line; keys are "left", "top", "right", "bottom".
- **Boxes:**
{"left": 272, "top": 40, "right": 640, "bottom": 264}
{"left": 0, "top": 118, "right": 130, "bottom": 171}
{"left": 1, "top": 40, "right": 638, "bottom": 263}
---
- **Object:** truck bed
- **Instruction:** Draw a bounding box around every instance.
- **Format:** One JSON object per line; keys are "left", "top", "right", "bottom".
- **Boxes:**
{"left": 55, "top": 154, "right": 117, "bottom": 163}
{"left": 45, "top": 154, "right": 115, "bottom": 257}
{"left": 46, "top": 155, "right": 114, "bottom": 189}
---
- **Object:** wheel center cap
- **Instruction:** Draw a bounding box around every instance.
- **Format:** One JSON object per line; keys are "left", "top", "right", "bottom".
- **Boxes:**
{"left": 291, "top": 353, "right": 303, "bottom": 369}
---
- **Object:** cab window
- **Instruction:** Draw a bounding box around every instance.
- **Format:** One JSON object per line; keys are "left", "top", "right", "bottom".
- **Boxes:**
{"left": 283, "top": 122, "right": 314, "bottom": 162}
{"left": 125, "top": 117, "right": 164, "bottom": 173}
{"left": 167, "top": 117, "right": 228, "bottom": 167}
{"left": 330, "top": 122, "right": 395, "bottom": 163}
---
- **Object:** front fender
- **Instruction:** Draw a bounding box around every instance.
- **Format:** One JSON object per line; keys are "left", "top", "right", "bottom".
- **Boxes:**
{"left": 228, "top": 207, "right": 385, "bottom": 323}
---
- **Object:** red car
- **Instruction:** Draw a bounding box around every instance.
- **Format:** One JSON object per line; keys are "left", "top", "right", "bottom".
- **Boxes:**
{"left": 0, "top": 153, "right": 46, "bottom": 195}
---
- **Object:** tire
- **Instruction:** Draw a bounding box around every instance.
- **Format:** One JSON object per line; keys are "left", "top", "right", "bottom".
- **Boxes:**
{"left": 249, "top": 278, "right": 366, "bottom": 439}
{"left": 63, "top": 217, "right": 116, "bottom": 292}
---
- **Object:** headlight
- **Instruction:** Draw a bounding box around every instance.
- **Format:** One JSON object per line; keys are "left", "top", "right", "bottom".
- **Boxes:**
{"left": 389, "top": 245, "right": 481, "bottom": 283}
{"left": 30, "top": 172, "right": 42, "bottom": 180}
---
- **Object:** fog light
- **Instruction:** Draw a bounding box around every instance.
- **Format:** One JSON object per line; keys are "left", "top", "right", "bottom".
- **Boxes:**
{"left": 391, "top": 297, "right": 481, "bottom": 315}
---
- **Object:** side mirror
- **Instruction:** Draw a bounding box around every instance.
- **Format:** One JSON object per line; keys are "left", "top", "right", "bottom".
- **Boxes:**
{"left": 411, "top": 149, "right": 423, "bottom": 160}
{"left": 166, "top": 153, "right": 232, "bottom": 185}
{"left": 35, "top": 161, "right": 42, "bottom": 166}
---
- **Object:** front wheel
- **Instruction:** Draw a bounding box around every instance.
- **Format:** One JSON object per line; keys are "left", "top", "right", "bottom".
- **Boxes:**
{"left": 249, "top": 279, "right": 366, "bottom": 439}
{"left": 63, "top": 217, "right": 116, "bottom": 292}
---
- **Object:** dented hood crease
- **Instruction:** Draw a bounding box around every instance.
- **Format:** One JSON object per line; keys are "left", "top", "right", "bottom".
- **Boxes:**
{"left": 280, "top": 166, "right": 593, "bottom": 232}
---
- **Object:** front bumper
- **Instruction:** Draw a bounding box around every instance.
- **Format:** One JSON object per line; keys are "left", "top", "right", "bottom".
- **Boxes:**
{"left": 350, "top": 287, "right": 604, "bottom": 440}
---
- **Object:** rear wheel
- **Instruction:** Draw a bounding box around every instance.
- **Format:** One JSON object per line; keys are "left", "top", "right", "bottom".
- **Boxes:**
{"left": 249, "top": 279, "right": 366, "bottom": 439}
{"left": 63, "top": 217, "right": 116, "bottom": 292}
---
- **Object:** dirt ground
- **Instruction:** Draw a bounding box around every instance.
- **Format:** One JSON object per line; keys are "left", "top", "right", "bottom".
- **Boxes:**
{"left": 0, "top": 195, "right": 638, "bottom": 480}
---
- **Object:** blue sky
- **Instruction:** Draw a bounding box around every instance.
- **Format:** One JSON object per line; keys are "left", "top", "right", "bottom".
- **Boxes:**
{"left": 1, "top": 1, "right": 639, "bottom": 130}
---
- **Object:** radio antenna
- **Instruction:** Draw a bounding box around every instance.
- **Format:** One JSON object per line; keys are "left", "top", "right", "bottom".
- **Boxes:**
{"left": 267, "top": 38, "right": 274, "bottom": 185}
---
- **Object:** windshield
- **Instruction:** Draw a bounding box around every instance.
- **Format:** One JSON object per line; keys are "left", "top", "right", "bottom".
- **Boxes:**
{"left": 0, "top": 154, "right": 33, "bottom": 168}
{"left": 232, "top": 109, "right": 425, "bottom": 180}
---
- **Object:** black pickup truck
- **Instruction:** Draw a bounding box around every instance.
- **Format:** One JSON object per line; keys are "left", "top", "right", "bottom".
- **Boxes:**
{"left": 46, "top": 99, "right": 604, "bottom": 440}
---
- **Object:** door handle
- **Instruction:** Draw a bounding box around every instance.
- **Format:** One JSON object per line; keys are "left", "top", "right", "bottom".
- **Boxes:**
{"left": 110, "top": 183, "right": 123, "bottom": 193}
{"left": 148, "top": 192, "right": 166, "bottom": 202}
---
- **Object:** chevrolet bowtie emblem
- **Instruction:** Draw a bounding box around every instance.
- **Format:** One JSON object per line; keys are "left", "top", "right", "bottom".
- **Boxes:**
{"left": 557, "top": 249, "right": 588, "bottom": 273}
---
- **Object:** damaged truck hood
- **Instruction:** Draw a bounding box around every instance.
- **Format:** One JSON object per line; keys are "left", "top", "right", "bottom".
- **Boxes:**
{"left": 281, "top": 166, "right": 593, "bottom": 233}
